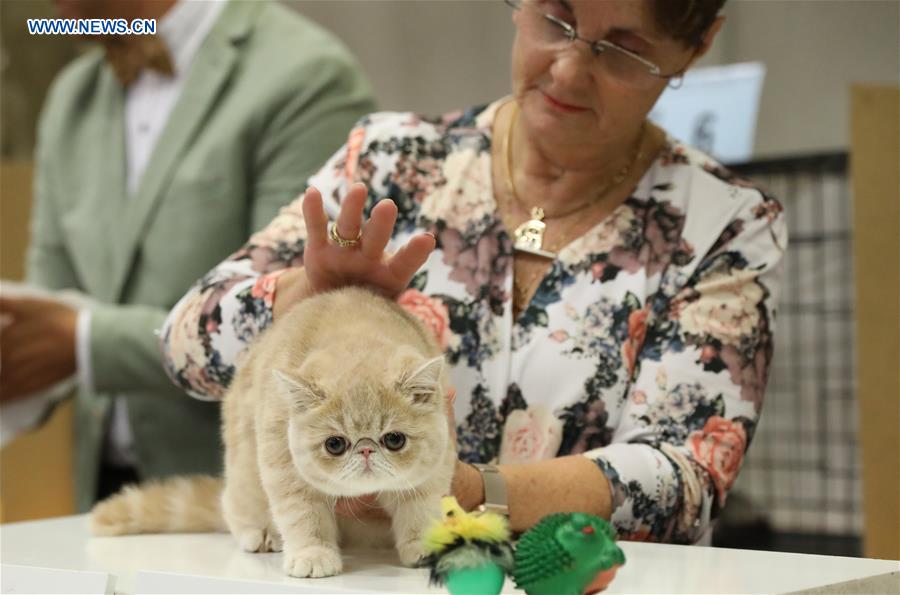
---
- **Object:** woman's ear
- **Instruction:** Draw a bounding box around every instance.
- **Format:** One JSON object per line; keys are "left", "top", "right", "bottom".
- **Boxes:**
{"left": 687, "top": 15, "right": 726, "bottom": 68}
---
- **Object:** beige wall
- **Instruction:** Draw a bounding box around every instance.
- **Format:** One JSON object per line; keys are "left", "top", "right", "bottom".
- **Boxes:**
{"left": 290, "top": 0, "right": 900, "bottom": 159}
{"left": 720, "top": 1, "right": 900, "bottom": 157}
{"left": 3, "top": 1, "right": 898, "bottom": 160}
{"left": 290, "top": 1, "right": 516, "bottom": 115}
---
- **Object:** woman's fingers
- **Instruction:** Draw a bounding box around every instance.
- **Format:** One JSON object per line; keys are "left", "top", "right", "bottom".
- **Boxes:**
{"left": 386, "top": 233, "right": 436, "bottom": 286}
{"left": 334, "top": 182, "right": 368, "bottom": 243}
{"left": 301, "top": 188, "right": 329, "bottom": 249}
{"left": 305, "top": 182, "right": 435, "bottom": 296}
{"left": 361, "top": 199, "right": 398, "bottom": 260}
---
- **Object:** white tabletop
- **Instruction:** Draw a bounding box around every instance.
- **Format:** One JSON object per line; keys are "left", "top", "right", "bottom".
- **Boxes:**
{"left": 1, "top": 515, "right": 897, "bottom": 594}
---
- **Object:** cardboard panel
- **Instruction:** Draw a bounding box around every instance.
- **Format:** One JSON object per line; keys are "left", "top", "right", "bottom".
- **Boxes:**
{"left": 850, "top": 85, "right": 900, "bottom": 560}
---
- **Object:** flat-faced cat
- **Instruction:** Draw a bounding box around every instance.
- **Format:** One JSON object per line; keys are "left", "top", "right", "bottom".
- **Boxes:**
{"left": 91, "top": 287, "right": 457, "bottom": 578}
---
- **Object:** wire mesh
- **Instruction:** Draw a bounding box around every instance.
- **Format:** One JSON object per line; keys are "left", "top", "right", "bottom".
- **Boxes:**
{"left": 726, "top": 153, "right": 862, "bottom": 539}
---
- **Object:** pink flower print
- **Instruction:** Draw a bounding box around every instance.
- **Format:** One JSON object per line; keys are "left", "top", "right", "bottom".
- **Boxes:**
{"left": 498, "top": 408, "right": 563, "bottom": 465}
{"left": 549, "top": 330, "right": 570, "bottom": 343}
{"left": 250, "top": 270, "right": 287, "bottom": 309}
{"left": 687, "top": 416, "right": 748, "bottom": 505}
{"left": 397, "top": 289, "right": 451, "bottom": 350}
{"left": 621, "top": 309, "right": 649, "bottom": 377}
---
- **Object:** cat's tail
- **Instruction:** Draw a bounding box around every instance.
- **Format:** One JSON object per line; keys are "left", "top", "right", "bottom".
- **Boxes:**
{"left": 89, "top": 475, "right": 226, "bottom": 536}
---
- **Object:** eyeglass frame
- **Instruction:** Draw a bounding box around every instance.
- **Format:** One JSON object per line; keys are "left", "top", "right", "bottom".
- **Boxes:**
{"left": 504, "top": 0, "right": 691, "bottom": 86}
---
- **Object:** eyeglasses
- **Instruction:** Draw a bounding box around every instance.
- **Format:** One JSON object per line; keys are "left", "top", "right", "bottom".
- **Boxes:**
{"left": 505, "top": 0, "right": 685, "bottom": 89}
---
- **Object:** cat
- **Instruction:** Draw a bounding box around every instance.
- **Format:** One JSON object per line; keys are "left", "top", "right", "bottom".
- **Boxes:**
{"left": 90, "top": 286, "right": 457, "bottom": 578}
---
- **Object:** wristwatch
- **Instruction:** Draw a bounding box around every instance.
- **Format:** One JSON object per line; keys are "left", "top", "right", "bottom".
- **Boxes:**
{"left": 472, "top": 463, "right": 509, "bottom": 516}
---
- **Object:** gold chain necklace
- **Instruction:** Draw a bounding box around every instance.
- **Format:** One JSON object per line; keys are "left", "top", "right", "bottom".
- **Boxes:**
{"left": 503, "top": 101, "right": 646, "bottom": 259}
{"left": 500, "top": 101, "right": 648, "bottom": 318}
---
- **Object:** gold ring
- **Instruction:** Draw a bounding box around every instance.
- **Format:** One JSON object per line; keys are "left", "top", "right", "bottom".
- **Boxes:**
{"left": 329, "top": 223, "right": 361, "bottom": 247}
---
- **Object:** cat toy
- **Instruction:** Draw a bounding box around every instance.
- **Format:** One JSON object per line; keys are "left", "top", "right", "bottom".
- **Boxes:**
{"left": 420, "top": 496, "right": 515, "bottom": 595}
{"left": 513, "top": 512, "right": 625, "bottom": 595}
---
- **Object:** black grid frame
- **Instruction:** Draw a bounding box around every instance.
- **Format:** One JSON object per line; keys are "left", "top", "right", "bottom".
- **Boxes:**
{"left": 724, "top": 152, "right": 862, "bottom": 540}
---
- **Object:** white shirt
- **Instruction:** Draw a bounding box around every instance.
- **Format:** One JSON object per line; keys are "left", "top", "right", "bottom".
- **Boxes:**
{"left": 76, "top": 0, "right": 226, "bottom": 466}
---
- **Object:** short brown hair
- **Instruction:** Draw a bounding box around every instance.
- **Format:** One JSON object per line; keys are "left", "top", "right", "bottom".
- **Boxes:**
{"left": 650, "top": 0, "right": 726, "bottom": 47}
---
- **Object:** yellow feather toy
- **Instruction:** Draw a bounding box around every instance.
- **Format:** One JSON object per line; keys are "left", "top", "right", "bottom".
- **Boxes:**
{"left": 419, "top": 496, "right": 514, "bottom": 595}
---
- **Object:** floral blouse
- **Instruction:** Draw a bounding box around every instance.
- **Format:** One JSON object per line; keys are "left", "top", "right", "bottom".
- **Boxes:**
{"left": 160, "top": 99, "right": 787, "bottom": 544}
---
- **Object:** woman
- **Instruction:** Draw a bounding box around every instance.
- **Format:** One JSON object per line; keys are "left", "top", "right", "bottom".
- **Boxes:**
{"left": 162, "top": 0, "right": 786, "bottom": 544}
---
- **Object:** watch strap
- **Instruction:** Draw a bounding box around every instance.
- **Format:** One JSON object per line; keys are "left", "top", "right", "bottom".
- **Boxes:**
{"left": 472, "top": 463, "right": 509, "bottom": 516}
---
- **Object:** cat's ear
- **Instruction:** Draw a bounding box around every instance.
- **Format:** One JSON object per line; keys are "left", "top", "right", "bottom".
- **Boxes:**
{"left": 398, "top": 356, "right": 444, "bottom": 406}
{"left": 272, "top": 370, "right": 323, "bottom": 410}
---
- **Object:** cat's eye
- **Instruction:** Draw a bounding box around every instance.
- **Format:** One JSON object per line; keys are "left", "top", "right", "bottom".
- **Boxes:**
{"left": 381, "top": 432, "right": 407, "bottom": 451}
{"left": 324, "top": 436, "right": 349, "bottom": 456}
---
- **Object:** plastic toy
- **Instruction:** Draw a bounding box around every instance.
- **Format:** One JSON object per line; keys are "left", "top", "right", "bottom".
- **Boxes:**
{"left": 420, "top": 496, "right": 514, "bottom": 595}
{"left": 513, "top": 512, "right": 625, "bottom": 595}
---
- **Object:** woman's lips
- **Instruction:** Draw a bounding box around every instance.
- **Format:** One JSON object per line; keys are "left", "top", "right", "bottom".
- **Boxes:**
{"left": 542, "top": 92, "right": 588, "bottom": 113}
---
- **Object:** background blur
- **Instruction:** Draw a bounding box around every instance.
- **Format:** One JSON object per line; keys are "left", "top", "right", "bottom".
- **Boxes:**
{"left": 1, "top": 0, "right": 898, "bottom": 560}
{"left": 5, "top": 0, "right": 899, "bottom": 160}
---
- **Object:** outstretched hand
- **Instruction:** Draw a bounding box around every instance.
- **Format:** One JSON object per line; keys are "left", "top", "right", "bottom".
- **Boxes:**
{"left": 273, "top": 183, "right": 436, "bottom": 319}
{"left": 304, "top": 182, "right": 437, "bottom": 296}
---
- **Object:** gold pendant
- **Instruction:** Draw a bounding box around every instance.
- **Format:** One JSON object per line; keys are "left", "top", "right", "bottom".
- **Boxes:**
{"left": 513, "top": 207, "right": 556, "bottom": 258}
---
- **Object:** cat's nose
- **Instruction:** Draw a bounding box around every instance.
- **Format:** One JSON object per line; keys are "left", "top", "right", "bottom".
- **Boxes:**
{"left": 358, "top": 446, "right": 374, "bottom": 458}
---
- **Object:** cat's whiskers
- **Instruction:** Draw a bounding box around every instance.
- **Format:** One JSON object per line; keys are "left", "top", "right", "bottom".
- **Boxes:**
{"left": 370, "top": 455, "right": 391, "bottom": 472}
{"left": 389, "top": 474, "right": 425, "bottom": 512}
{"left": 340, "top": 457, "right": 363, "bottom": 482}
{"left": 325, "top": 494, "right": 339, "bottom": 522}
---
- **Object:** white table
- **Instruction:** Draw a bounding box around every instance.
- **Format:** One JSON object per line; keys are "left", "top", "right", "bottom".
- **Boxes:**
{"left": 1, "top": 515, "right": 897, "bottom": 594}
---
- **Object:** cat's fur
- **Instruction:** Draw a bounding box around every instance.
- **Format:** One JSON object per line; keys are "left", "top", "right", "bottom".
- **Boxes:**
{"left": 91, "top": 287, "right": 457, "bottom": 578}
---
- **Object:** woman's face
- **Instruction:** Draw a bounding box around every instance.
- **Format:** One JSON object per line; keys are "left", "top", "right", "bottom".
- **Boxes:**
{"left": 510, "top": 0, "right": 714, "bottom": 154}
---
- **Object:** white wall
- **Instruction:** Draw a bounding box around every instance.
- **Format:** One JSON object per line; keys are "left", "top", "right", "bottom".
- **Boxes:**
{"left": 289, "top": 0, "right": 899, "bottom": 159}
{"left": 718, "top": 0, "right": 900, "bottom": 157}
{"left": 292, "top": 1, "right": 515, "bottom": 114}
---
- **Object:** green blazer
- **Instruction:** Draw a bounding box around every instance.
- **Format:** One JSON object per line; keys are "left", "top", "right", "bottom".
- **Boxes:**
{"left": 26, "top": 0, "right": 376, "bottom": 511}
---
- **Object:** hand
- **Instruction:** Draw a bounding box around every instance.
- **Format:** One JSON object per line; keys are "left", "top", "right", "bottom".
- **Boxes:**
{"left": 0, "top": 296, "right": 78, "bottom": 403}
{"left": 334, "top": 388, "right": 458, "bottom": 521}
{"left": 273, "top": 184, "right": 436, "bottom": 319}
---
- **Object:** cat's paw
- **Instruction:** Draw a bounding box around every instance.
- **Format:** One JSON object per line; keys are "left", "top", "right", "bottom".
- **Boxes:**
{"left": 265, "top": 527, "right": 283, "bottom": 552}
{"left": 282, "top": 545, "right": 342, "bottom": 578}
{"left": 396, "top": 539, "right": 427, "bottom": 567}
{"left": 237, "top": 526, "right": 282, "bottom": 553}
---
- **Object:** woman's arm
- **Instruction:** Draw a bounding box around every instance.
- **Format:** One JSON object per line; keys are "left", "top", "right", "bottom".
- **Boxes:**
{"left": 160, "top": 161, "right": 435, "bottom": 399}
{"left": 453, "top": 457, "right": 613, "bottom": 533}
{"left": 161, "top": 110, "right": 447, "bottom": 400}
{"left": 454, "top": 187, "right": 786, "bottom": 542}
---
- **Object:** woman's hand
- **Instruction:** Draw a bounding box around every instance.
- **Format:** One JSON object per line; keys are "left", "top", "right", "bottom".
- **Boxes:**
{"left": 273, "top": 183, "right": 435, "bottom": 319}
{"left": 309, "top": 183, "right": 436, "bottom": 292}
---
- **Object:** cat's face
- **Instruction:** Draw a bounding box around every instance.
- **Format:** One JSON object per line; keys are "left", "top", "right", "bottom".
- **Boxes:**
{"left": 274, "top": 351, "right": 450, "bottom": 496}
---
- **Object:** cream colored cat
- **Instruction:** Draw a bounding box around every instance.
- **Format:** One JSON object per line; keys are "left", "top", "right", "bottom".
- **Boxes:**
{"left": 91, "top": 287, "right": 457, "bottom": 578}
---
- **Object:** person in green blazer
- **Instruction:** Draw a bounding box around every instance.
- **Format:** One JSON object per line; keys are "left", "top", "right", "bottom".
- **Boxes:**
{"left": 0, "top": 0, "right": 376, "bottom": 511}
